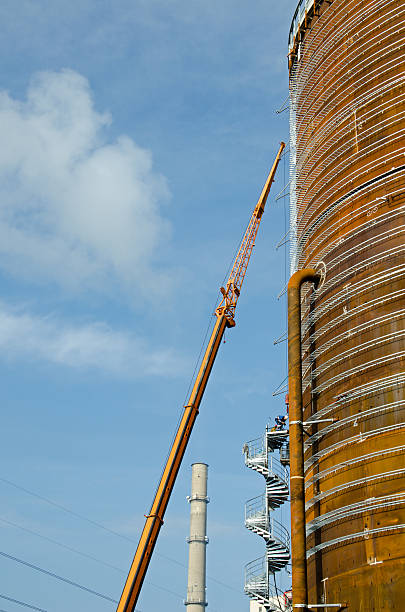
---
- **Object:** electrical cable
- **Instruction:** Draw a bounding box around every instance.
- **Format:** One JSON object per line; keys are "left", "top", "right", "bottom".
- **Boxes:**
{"left": 0, "top": 516, "right": 187, "bottom": 602}
{"left": 0, "top": 506, "right": 240, "bottom": 597}
{"left": 0, "top": 549, "right": 118, "bottom": 605}
{"left": 0, "top": 516, "right": 124, "bottom": 574}
{"left": 0, "top": 213, "right": 256, "bottom": 608}
{"left": 1, "top": 538, "right": 221, "bottom": 612}
{"left": 1, "top": 156, "right": 285, "bottom": 611}
{"left": 0, "top": 476, "right": 133, "bottom": 544}
{"left": 0, "top": 593, "right": 47, "bottom": 612}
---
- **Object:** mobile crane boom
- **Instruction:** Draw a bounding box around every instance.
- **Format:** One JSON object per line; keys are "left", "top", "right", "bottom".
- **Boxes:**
{"left": 117, "top": 142, "right": 285, "bottom": 612}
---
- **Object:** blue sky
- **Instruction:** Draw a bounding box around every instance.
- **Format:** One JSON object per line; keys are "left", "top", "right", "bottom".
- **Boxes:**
{"left": 0, "top": 1, "right": 298, "bottom": 610}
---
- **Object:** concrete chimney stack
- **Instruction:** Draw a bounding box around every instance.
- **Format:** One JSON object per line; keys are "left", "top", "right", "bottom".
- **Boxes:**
{"left": 185, "top": 463, "right": 209, "bottom": 611}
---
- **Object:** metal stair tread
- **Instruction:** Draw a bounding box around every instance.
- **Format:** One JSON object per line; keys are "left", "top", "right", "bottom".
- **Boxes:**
{"left": 244, "top": 428, "right": 291, "bottom": 610}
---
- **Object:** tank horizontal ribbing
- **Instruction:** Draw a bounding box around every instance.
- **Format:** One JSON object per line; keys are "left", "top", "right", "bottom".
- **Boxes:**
{"left": 289, "top": 0, "right": 405, "bottom": 608}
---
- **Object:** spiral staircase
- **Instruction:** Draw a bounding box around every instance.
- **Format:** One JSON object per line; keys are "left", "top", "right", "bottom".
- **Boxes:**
{"left": 243, "top": 425, "right": 291, "bottom": 611}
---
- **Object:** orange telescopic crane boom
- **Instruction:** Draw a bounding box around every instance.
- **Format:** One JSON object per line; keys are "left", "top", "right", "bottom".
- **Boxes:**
{"left": 116, "top": 141, "right": 285, "bottom": 612}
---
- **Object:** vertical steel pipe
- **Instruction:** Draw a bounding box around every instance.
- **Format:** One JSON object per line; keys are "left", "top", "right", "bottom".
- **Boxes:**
{"left": 288, "top": 1, "right": 405, "bottom": 607}
{"left": 288, "top": 269, "right": 319, "bottom": 610}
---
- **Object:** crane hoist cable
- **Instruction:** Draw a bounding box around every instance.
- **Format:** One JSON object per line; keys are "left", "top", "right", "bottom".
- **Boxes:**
{"left": 116, "top": 141, "right": 286, "bottom": 612}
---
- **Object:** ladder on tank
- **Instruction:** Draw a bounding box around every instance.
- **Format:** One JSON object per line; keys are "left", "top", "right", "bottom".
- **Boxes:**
{"left": 243, "top": 425, "right": 291, "bottom": 611}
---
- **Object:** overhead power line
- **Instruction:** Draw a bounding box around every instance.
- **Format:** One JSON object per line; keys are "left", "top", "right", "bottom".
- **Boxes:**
{"left": 0, "top": 516, "right": 124, "bottom": 574}
{"left": 0, "top": 549, "right": 118, "bottom": 605}
{"left": 0, "top": 476, "right": 131, "bottom": 544}
{"left": 0, "top": 547, "right": 210, "bottom": 612}
{"left": 0, "top": 516, "right": 185, "bottom": 601}
{"left": 0, "top": 593, "right": 47, "bottom": 612}
{"left": 0, "top": 475, "right": 241, "bottom": 594}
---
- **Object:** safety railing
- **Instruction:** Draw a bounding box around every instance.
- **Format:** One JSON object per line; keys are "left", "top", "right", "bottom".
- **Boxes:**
{"left": 288, "top": 0, "right": 316, "bottom": 51}
{"left": 306, "top": 492, "right": 405, "bottom": 534}
{"left": 244, "top": 555, "right": 268, "bottom": 597}
{"left": 244, "top": 422, "right": 291, "bottom": 609}
{"left": 306, "top": 467, "right": 405, "bottom": 511}
{"left": 301, "top": 265, "right": 405, "bottom": 334}
{"left": 296, "top": 175, "right": 405, "bottom": 272}
{"left": 243, "top": 435, "right": 266, "bottom": 462}
{"left": 244, "top": 447, "right": 289, "bottom": 484}
{"left": 245, "top": 493, "right": 267, "bottom": 529}
{"left": 245, "top": 495, "right": 291, "bottom": 549}
{"left": 244, "top": 556, "right": 291, "bottom": 609}
{"left": 268, "top": 454, "right": 289, "bottom": 484}
{"left": 265, "top": 426, "right": 290, "bottom": 451}
{"left": 305, "top": 443, "right": 405, "bottom": 490}
{"left": 269, "top": 518, "right": 290, "bottom": 550}
{"left": 304, "top": 421, "right": 405, "bottom": 472}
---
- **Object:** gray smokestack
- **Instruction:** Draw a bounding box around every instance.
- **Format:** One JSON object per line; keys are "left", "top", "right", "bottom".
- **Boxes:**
{"left": 184, "top": 463, "right": 209, "bottom": 611}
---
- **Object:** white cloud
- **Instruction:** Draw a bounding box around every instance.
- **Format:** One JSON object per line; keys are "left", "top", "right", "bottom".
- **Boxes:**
{"left": 0, "top": 69, "right": 171, "bottom": 296}
{"left": 0, "top": 301, "right": 185, "bottom": 378}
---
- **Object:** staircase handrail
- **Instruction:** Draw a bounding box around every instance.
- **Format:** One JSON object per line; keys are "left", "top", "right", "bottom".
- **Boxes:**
{"left": 245, "top": 493, "right": 267, "bottom": 521}
{"left": 243, "top": 435, "right": 266, "bottom": 463}
{"left": 245, "top": 497, "right": 290, "bottom": 548}
{"left": 244, "top": 554, "right": 268, "bottom": 584}
{"left": 269, "top": 516, "right": 291, "bottom": 549}
{"left": 244, "top": 556, "right": 288, "bottom": 606}
{"left": 268, "top": 454, "right": 289, "bottom": 484}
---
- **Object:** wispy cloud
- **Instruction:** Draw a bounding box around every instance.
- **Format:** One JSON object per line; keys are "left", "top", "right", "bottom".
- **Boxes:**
{"left": 0, "top": 69, "right": 172, "bottom": 298}
{"left": 0, "top": 301, "right": 186, "bottom": 378}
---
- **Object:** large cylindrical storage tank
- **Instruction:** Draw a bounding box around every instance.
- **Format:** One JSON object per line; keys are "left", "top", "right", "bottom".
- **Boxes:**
{"left": 288, "top": 0, "right": 405, "bottom": 609}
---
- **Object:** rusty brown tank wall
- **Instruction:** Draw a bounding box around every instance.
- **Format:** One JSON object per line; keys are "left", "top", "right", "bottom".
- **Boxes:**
{"left": 288, "top": 0, "right": 405, "bottom": 609}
